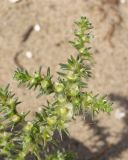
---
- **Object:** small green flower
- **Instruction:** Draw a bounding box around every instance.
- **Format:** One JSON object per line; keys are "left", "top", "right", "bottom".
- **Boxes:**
{"left": 68, "top": 84, "right": 79, "bottom": 97}
{"left": 11, "top": 114, "right": 21, "bottom": 123}
{"left": 41, "top": 80, "right": 50, "bottom": 89}
{"left": 54, "top": 82, "right": 64, "bottom": 93}
{"left": 56, "top": 94, "right": 67, "bottom": 103}
{"left": 47, "top": 116, "right": 57, "bottom": 126}
{"left": 24, "top": 122, "right": 33, "bottom": 132}
{"left": 66, "top": 71, "right": 78, "bottom": 81}
{"left": 58, "top": 107, "right": 68, "bottom": 117}
{"left": 64, "top": 103, "right": 73, "bottom": 119}
{"left": 7, "top": 98, "right": 16, "bottom": 108}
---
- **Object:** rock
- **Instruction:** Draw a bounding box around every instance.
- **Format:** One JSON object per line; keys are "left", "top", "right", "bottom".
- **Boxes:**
{"left": 8, "top": 0, "right": 21, "bottom": 3}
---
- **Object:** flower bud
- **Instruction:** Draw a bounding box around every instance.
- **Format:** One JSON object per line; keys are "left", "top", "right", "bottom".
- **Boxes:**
{"left": 75, "top": 30, "right": 82, "bottom": 36}
{"left": 59, "top": 107, "right": 68, "bottom": 116}
{"left": 79, "top": 47, "right": 85, "bottom": 54}
{"left": 12, "top": 114, "right": 21, "bottom": 123}
{"left": 81, "top": 36, "right": 87, "bottom": 42}
{"left": 47, "top": 116, "right": 57, "bottom": 126}
{"left": 24, "top": 122, "right": 33, "bottom": 132}
{"left": 30, "top": 78, "right": 37, "bottom": 85}
{"left": 66, "top": 71, "right": 78, "bottom": 81}
{"left": 64, "top": 103, "right": 73, "bottom": 119}
{"left": 57, "top": 94, "right": 67, "bottom": 103}
{"left": 7, "top": 98, "right": 16, "bottom": 108}
{"left": 34, "top": 73, "right": 40, "bottom": 79}
{"left": 86, "top": 95, "right": 92, "bottom": 103}
{"left": 68, "top": 84, "right": 79, "bottom": 96}
{"left": 54, "top": 82, "right": 64, "bottom": 93}
{"left": 82, "top": 94, "right": 92, "bottom": 110}
{"left": 58, "top": 103, "right": 73, "bottom": 120}
{"left": 43, "top": 127, "right": 53, "bottom": 141}
{"left": 72, "top": 97, "right": 81, "bottom": 106}
{"left": 58, "top": 120, "right": 68, "bottom": 128}
{"left": 41, "top": 80, "right": 49, "bottom": 89}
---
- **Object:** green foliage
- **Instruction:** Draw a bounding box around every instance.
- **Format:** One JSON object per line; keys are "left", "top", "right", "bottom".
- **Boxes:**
{"left": 14, "top": 67, "right": 53, "bottom": 95}
{"left": 0, "top": 17, "right": 112, "bottom": 160}
{"left": 45, "top": 151, "right": 75, "bottom": 160}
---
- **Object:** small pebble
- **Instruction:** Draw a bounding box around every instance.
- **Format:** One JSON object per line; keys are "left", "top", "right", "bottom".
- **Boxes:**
{"left": 25, "top": 51, "right": 32, "bottom": 59}
{"left": 8, "top": 0, "right": 21, "bottom": 3}
{"left": 120, "top": 0, "right": 126, "bottom": 4}
{"left": 115, "top": 109, "right": 126, "bottom": 120}
{"left": 34, "top": 24, "right": 41, "bottom": 32}
{"left": 38, "top": 107, "right": 42, "bottom": 112}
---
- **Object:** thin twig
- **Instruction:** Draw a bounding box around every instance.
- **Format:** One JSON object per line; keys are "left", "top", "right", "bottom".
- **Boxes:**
{"left": 14, "top": 50, "right": 24, "bottom": 69}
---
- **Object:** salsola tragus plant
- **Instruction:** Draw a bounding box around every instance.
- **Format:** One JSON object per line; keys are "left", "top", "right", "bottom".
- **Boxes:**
{"left": 0, "top": 17, "right": 112, "bottom": 160}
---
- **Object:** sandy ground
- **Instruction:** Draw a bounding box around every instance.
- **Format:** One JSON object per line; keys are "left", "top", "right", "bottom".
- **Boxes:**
{"left": 0, "top": 0, "right": 128, "bottom": 159}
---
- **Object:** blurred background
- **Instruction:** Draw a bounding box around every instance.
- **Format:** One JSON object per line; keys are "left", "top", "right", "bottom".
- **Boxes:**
{"left": 0, "top": 0, "right": 128, "bottom": 159}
